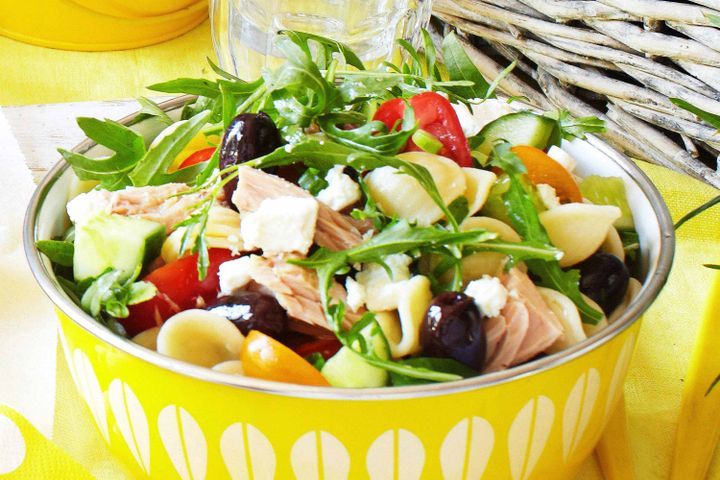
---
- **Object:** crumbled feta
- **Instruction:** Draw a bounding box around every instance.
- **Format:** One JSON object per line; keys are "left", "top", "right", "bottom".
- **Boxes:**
{"left": 316, "top": 166, "right": 361, "bottom": 211}
{"left": 355, "top": 254, "right": 413, "bottom": 311}
{"left": 547, "top": 145, "right": 576, "bottom": 172}
{"left": 218, "top": 255, "right": 256, "bottom": 295}
{"left": 452, "top": 98, "right": 514, "bottom": 137}
{"left": 464, "top": 275, "right": 509, "bottom": 317}
{"left": 66, "top": 190, "right": 110, "bottom": 226}
{"left": 537, "top": 183, "right": 561, "bottom": 210}
{"left": 240, "top": 196, "right": 318, "bottom": 255}
{"left": 345, "top": 277, "right": 366, "bottom": 312}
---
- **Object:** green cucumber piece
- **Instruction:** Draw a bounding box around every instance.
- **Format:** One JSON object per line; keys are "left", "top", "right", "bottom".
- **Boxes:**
{"left": 73, "top": 214, "right": 165, "bottom": 282}
{"left": 579, "top": 175, "right": 635, "bottom": 229}
{"left": 477, "top": 112, "right": 559, "bottom": 155}
{"left": 321, "top": 322, "right": 391, "bottom": 388}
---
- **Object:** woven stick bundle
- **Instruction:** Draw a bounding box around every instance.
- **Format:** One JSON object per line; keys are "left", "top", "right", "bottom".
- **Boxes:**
{"left": 433, "top": 0, "right": 720, "bottom": 187}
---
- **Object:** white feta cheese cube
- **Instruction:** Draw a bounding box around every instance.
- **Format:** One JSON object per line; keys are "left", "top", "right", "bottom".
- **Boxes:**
{"left": 465, "top": 275, "right": 509, "bottom": 318}
{"left": 355, "top": 253, "right": 413, "bottom": 311}
{"left": 66, "top": 190, "right": 110, "bottom": 226}
{"left": 218, "top": 255, "right": 257, "bottom": 295}
{"left": 345, "top": 277, "right": 366, "bottom": 312}
{"left": 240, "top": 196, "right": 318, "bottom": 255}
{"left": 547, "top": 145, "right": 577, "bottom": 172}
{"left": 452, "top": 98, "right": 514, "bottom": 137}
{"left": 537, "top": 183, "right": 561, "bottom": 210}
{"left": 316, "top": 166, "right": 361, "bottom": 211}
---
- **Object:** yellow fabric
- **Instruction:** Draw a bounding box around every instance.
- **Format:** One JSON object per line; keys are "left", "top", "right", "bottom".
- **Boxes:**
{"left": 2, "top": 27, "right": 720, "bottom": 479}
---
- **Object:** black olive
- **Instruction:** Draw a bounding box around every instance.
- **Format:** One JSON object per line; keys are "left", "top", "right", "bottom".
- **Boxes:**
{"left": 219, "top": 112, "right": 283, "bottom": 204}
{"left": 420, "top": 292, "right": 486, "bottom": 371}
{"left": 207, "top": 291, "right": 288, "bottom": 338}
{"left": 577, "top": 252, "right": 630, "bottom": 315}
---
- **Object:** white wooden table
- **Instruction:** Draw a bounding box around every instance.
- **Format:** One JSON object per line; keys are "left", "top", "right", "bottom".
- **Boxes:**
{"left": 3, "top": 99, "right": 167, "bottom": 182}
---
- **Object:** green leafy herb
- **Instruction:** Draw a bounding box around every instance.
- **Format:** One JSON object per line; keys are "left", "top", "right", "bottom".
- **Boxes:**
{"left": 490, "top": 142, "right": 604, "bottom": 324}
{"left": 148, "top": 78, "right": 220, "bottom": 98}
{"left": 281, "top": 30, "right": 365, "bottom": 71}
{"left": 390, "top": 357, "right": 479, "bottom": 386}
{"left": 80, "top": 268, "right": 156, "bottom": 323}
{"left": 546, "top": 110, "right": 606, "bottom": 141}
{"left": 705, "top": 264, "right": 720, "bottom": 270}
{"left": 441, "top": 32, "right": 492, "bottom": 100}
{"left": 59, "top": 117, "right": 146, "bottom": 190}
{"left": 135, "top": 96, "right": 174, "bottom": 125}
{"left": 484, "top": 60, "right": 517, "bottom": 100}
{"left": 35, "top": 240, "right": 74, "bottom": 268}
{"left": 670, "top": 97, "right": 720, "bottom": 130}
{"left": 674, "top": 194, "right": 720, "bottom": 229}
{"left": 447, "top": 196, "right": 470, "bottom": 225}
{"left": 298, "top": 167, "right": 330, "bottom": 195}
{"left": 306, "top": 352, "right": 327, "bottom": 371}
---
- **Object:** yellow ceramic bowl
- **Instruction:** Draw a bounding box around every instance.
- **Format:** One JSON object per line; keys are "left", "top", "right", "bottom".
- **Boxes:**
{"left": 25, "top": 97, "right": 674, "bottom": 480}
{"left": 69, "top": 0, "right": 205, "bottom": 19}
{"left": 0, "top": 0, "right": 207, "bottom": 51}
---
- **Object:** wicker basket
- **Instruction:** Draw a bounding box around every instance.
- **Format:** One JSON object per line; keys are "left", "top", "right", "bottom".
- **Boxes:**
{"left": 432, "top": 0, "right": 720, "bottom": 188}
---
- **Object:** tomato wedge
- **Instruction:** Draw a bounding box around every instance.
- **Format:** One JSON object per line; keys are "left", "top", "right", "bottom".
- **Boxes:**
{"left": 122, "top": 249, "right": 236, "bottom": 336}
{"left": 373, "top": 91, "right": 473, "bottom": 167}
{"left": 178, "top": 147, "right": 216, "bottom": 169}
{"left": 292, "top": 337, "right": 343, "bottom": 360}
{"left": 510, "top": 145, "right": 583, "bottom": 203}
{"left": 242, "top": 331, "right": 330, "bottom": 386}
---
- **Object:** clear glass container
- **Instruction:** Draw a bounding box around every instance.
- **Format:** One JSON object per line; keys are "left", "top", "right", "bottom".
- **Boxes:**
{"left": 211, "top": 0, "right": 433, "bottom": 79}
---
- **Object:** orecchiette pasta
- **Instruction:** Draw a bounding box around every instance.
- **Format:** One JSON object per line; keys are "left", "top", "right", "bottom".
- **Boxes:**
{"left": 375, "top": 275, "right": 433, "bottom": 359}
{"left": 463, "top": 167, "right": 497, "bottom": 217}
{"left": 537, "top": 287, "right": 587, "bottom": 353}
{"left": 156, "top": 309, "right": 245, "bottom": 368}
{"left": 539, "top": 203, "right": 622, "bottom": 267}
{"left": 132, "top": 326, "right": 160, "bottom": 351}
{"left": 581, "top": 295, "right": 608, "bottom": 337}
{"left": 601, "top": 226, "right": 625, "bottom": 262}
{"left": 455, "top": 216, "right": 523, "bottom": 282}
{"left": 212, "top": 360, "right": 245, "bottom": 375}
{"left": 365, "top": 152, "right": 466, "bottom": 226}
{"left": 162, "top": 205, "right": 244, "bottom": 263}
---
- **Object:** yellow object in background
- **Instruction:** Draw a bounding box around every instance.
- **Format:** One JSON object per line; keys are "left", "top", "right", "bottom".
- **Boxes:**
{"left": 70, "top": 0, "right": 203, "bottom": 19}
{"left": 0, "top": 0, "right": 207, "bottom": 52}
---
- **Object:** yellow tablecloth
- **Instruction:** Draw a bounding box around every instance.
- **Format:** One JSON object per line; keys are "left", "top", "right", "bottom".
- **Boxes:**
{"left": 1, "top": 23, "right": 720, "bottom": 479}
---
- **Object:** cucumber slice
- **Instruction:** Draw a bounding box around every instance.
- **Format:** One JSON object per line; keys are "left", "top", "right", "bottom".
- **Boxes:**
{"left": 477, "top": 112, "right": 559, "bottom": 155}
{"left": 321, "top": 322, "right": 391, "bottom": 388}
{"left": 579, "top": 175, "right": 635, "bottom": 229}
{"left": 73, "top": 214, "right": 165, "bottom": 282}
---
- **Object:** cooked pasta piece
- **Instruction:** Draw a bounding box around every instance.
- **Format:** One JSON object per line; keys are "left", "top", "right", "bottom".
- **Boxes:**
{"left": 463, "top": 168, "right": 497, "bottom": 217}
{"left": 601, "top": 226, "right": 625, "bottom": 262}
{"left": 538, "top": 287, "right": 587, "bottom": 353}
{"left": 581, "top": 295, "right": 609, "bottom": 337}
{"left": 609, "top": 277, "right": 642, "bottom": 323}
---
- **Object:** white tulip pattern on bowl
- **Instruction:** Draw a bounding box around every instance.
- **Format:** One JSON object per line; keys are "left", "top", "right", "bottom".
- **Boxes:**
{"left": 220, "top": 422, "right": 276, "bottom": 480}
{"left": 158, "top": 405, "right": 207, "bottom": 480}
{"left": 508, "top": 396, "right": 555, "bottom": 480}
{"left": 366, "top": 428, "right": 425, "bottom": 480}
{"left": 440, "top": 416, "right": 495, "bottom": 480}
{"left": 108, "top": 379, "right": 151, "bottom": 475}
{"left": 64, "top": 343, "right": 641, "bottom": 480}
{"left": 291, "top": 430, "right": 350, "bottom": 480}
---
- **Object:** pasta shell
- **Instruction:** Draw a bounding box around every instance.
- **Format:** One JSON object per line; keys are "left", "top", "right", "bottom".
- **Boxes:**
{"left": 108, "top": 380, "right": 150, "bottom": 475}
{"left": 537, "top": 287, "right": 587, "bottom": 353}
{"left": 562, "top": 369, "right": 601, "bottom": 462}
{"left": 162, "top": 206, "right": 244, "bottom": 263}
{"left": 539, "top": 203, "right": 622, "bottom": 267}
{"left": 463, "top": 168, "right": 497, "bottom": 217}
{"left": 376, "top": 275, "right": 432, "bottom": 359}
{"left": 212, "top": 360, "right": 244, "bottom": 375}
{"left": 291, "top": 431, "right": 350, "bottom": 480}
{"left": 508, "top": 396, "right": 555, "bottom": 480}
{"left": 458, "top": 217, "right": 522, "bottom": 281}
{"left": 156, "top": 310, "right": 244, "bottom": 368}
{"left": 601, "top": 227, "right": 625, "bottom": 262}
{"left": 132, "top": 327, "right": 160, "bottom": 351}
{"left": 608, "top": 277, "right": 642, "bottom": 324}
{"left": 365, "top": 152, "right": 466, "bottom": 226}
{"left": 581, "top": 295, "right": 608, "bottom": 337}
{"left": 440, "top": 417, "right": 495, "bottom": 480}
{"left": 221, "top": 422, "right": 276, "bottom": 480}
{"left": 158, "top": 405, "right": 207, "bottom": 480}
{"left": 366, "top": 429, "right": 425, "bottom": 480}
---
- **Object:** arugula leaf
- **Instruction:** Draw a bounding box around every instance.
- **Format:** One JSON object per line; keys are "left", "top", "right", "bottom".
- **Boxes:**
{"left": 390, "top": 357, "right": 478, "bottom": 386}
{"left": 135, "top": 97, "right": 174, "bottom": 125}
{"left": 36, "top": 240, "right": 74, "bottom": 268}
{"left": 546, "top": 110, "right": 606, "bottom": 141}
{"left": 351, "top": 176, "right": 391, "bottom": 229}
{"left": 441, "top": 32, "right": 492, "bottom": 100}
{"left": 59, "top": 117, "right": 146, "bottom": 190}
{"left": 421, "top": 29, "right": 442, "bottom": 81}
{"left": 490, "top": 142, "right": 604, "bottom": 324}
{"left": 80, "top": 268, "right": 156, "bottom": 322}
{"left": 147, "top": 78, "right": 220, "bottom": 98}
{"left": 129, "top": 110, "right": 212, "bottom": 186}
{"left": 281, "top": 31, "right": 365, "bottom": 70}
{"left": 463, "top": 238, "right": 563, "bottom": 264}
{"left": 484, "top": 60, "right": 516, "bottom": 100}
{"left": 315, "top": 108, "right": 417, "bottom": 155}
{"left": 447, "top": 196, "right": 470, "bottom": 225}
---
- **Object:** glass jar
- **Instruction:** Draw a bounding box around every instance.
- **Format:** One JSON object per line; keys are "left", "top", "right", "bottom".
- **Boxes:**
{"left": 211, "top": 0, "right": 433, "bottom": 79}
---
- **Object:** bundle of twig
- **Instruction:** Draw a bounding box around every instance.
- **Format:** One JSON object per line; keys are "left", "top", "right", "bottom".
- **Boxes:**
{"left": 432, "top": 0, "right": 720, "bottom": 188}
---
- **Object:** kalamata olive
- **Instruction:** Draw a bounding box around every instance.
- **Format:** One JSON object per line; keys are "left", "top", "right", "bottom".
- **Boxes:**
{"left": 577, "top": 252, "right": 630, "bottom": 315}
{"left": 207, "top": 291, "right": 287, "bottom": 338}
{"left": 219, "top": 112, "right": 283, "bottom": 203}
{"left": 420, "top": 292, "right": 486, "bottom": 371}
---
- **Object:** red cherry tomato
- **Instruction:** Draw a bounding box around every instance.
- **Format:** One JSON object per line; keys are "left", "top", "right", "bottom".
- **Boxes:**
{"left": 373, "top": 92, "right": 473, "bottom": 167}
{"left": 178, "top": 147, "right": 216, "bottom": 169}
{"left": 292, "top": 337, "right": 343, "bottom": 360}
{"left": 123, "top": 249, "right": 235, "bottom": 336}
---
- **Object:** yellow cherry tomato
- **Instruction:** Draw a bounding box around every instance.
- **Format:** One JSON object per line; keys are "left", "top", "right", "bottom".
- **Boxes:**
{"left": 241, "top": 331, "right": 330, "bottom": 386}
{"left": 510, "top": 145, "right": 583, "bottom": 203}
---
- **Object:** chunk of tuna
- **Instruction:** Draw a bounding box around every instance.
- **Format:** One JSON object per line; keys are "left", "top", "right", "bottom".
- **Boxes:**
{"left": 484, "top": 298, "right": 529, "bottom": 372}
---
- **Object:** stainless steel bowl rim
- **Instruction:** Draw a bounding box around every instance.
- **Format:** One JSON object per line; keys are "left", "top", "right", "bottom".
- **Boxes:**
{"left": 23, "top": 96, "right": 676, "bottom": 400}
